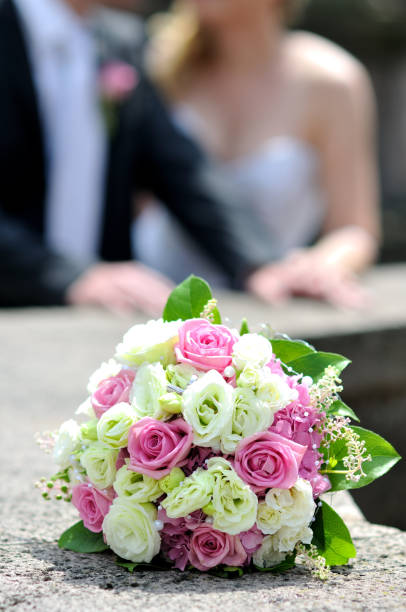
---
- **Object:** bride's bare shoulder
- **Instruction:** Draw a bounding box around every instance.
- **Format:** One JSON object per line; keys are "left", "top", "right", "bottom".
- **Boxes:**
{"left": 284, "top": 31, "right": 370, "bottom": 91}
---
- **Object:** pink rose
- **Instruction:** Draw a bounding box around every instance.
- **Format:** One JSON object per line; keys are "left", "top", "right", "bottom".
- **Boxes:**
{"left": 128, "top": 417, "right": 193, "bottom": 479}
{"left": 71, "top": 483, "right": 114, "bottom": 533}
{"left": 175, "top": 319, "right": 237, "bottom": 374}
{"left": 189, "top": 524, "right": 247, "bottom": 571}
{"left": 91, "top": 369, "right": 135, "bottom": 419}
{"left": 234, "top": 431, "right": 307, "bottom": 491}
{"left": 99, "top": 62, "right": 138, "bottom": 101}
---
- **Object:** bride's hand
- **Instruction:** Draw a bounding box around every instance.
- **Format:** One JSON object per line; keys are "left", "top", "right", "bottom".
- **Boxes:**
{"left": 247, "top": 249, "right": 369, "bottom": 309}
{"left": 66, "top": 261, "right": 174, "bottom": 316}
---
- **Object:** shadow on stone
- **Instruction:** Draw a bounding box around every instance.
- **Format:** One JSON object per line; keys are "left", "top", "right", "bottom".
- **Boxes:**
{"left": 27, "top": 538, "right": 311, "bottom": 594}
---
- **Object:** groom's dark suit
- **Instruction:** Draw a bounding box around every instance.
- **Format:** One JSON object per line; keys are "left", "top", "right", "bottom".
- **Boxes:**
{"left": 0, "top": 0, "right": 273, "bottom": 306}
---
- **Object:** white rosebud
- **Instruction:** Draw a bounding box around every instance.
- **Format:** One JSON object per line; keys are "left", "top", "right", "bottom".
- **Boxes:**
{"left": 53, "top": 420, "right": 81, "bottom": 468}
{"left": 115, "top": 319, "right": 181, "bottom": 368}
{"left": 232, "top": 333, "right": 273, "bottom": 371}
{"left": 87, "top": 359, "right": 122, "bottom": 394}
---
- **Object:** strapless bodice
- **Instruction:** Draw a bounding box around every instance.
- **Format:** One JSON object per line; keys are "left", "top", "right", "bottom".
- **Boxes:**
{"left": 134, "top": 110, "right": 326, "bottom": 288}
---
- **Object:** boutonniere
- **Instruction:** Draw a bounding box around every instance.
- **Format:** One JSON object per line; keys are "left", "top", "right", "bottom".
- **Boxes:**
{"left": 99, "top": 62, "right": 139, "bottom": 135}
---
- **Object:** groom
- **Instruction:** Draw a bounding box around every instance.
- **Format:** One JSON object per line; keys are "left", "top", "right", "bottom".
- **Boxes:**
{"left": 0, "top": 0, "right": 274, "bottom": 312}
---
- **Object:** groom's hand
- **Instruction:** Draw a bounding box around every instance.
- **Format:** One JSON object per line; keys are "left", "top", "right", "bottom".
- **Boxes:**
{"left": 66, "top": 261, "right": 174, "bottom": 316}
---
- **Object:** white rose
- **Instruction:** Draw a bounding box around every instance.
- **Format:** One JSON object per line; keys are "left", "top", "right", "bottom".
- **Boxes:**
{"left": 103, "top": 498, "right": 161, "bottom": 563}
{"left": 53, "top": 419, "right": 81, "bottom": 468}
{"left": 80, "top": 442, "right": 118, "bottom": 489}
{"left": 256, "top": 370, "right": 297, "bottom": 414}
{"left": 115, "top": 319, "right": 181, "bottom": 368}
{"left": 221, "top": 387, "right": 273, "bottom": 454}
{"left": 75, "top": 397, "right": 96, "bottom": 419}
{"left": 265, "top": 478, "right": 315, "bottom": 529}
{"left": 232, "top": 333, "right": 273, "bottom": 371}
{"left": 131, "top": 362, "right": 168, "bottom": 420}
{"left": 253, "top": 536, "right": 287, "bottom": 569}
{"left": 97, "top": 402, "right": 136, "bottom": 449}
{"left": 271, "top": 524, "right": 313, "bottom": 552}
{"left": 87, "top": 359, "right": 122, "bottom": 394}
{"left": 114, "top": 465, "right": 162, "bottom": 503}
{"left": 162, "top": 468, "right": 214, "bottom": 518}
{"left": 182, "top": 370, "right": 233, "bottom": 449}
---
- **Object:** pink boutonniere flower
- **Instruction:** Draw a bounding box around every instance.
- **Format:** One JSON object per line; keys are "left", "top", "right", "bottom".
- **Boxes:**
{"left": 99, "top": 62, "right": 138, "bottom": 134}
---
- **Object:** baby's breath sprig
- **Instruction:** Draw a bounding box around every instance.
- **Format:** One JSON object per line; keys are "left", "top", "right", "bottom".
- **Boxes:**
{"left": 34, "top": 430, "right": 57, "bottom": 454}
{"left": 309, "top": 366, "right": 343, "bottom": 413}
{"left": 295, "top": 543, "right": 331, "bottom": 580}
{"left": 200, "top": 298, "right": 218, "bottom": 322}
{"left": 320, "top": 416, "right": 372, "bottom": 482}
{"left": 35, "top": 467, "right": 72, "bottom": 502}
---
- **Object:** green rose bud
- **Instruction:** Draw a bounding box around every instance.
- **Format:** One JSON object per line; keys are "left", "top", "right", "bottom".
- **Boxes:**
{"left": 237, "top": 364, "right": 261, "bottom": 390}
{"left": 80, "top": 419, "right": 99, "bottom": 442}
{"left": 103, "top": 498, "right": 161, "bottom": 563}
{"left": 158, "top": 393, "right": 183, "bottom": 415}
{"left": 97, "top": 402, "right": 136, "bottom": 449}
{"left": 114, "top": 465, "right": 162, "bottom": 503}
{"left": 159, "top": 467, "right": 185, "bottom": 494}
{"left": 206, "top": 457, "right": 257, "bottom": 535}
{"left": 162, "top": 468, "right": 214, "bottom": 518}
{"left": 80, "top": 442, "right": 118, "bottom": 489}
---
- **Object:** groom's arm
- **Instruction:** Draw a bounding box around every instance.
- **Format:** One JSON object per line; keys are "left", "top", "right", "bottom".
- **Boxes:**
{"left": 128, "top": 77, "right": 275, "bottom": 288}
{"left": 0, "top": 208, "right": 87, "bottom": 306}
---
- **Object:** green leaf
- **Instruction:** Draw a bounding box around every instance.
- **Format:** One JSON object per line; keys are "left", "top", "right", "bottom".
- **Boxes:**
{"left": 254, "top": 552, "right": 297, "bottom": 573}
{"left": 163, "top": 275, "right": 221, "bottom": 324}
{"left": 116, "top": 557, "right": 170, "bottom": 572}
{"left": 270, "top": 339, "right": 315, "bottom": 364}
{"left": 58, "top": 521, "right": 109, "bottom": 553}
{"left": 239, "top": 318, "right": 250, "bottom": 336}
{"left": 323, "top": 426, "right": 401, "bottom": 491}
{"left": 209, "top": 565, "right": 244, "bottom": 578}
{"left": 327, "top": 399, "right": 360, "bottom": 423}
{"left": 286, "top": 352, "right": 351, "bottom": 382}
{"left": 312, "top": 501, "right": 356, "bottom": 566}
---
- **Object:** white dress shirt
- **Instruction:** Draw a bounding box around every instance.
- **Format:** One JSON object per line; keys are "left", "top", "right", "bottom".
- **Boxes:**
{"left": 14, "top": 0, "right": 107, "bottom": 260}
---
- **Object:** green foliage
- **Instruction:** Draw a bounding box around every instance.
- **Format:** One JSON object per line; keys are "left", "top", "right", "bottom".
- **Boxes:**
{"left": 209, "top": 566, "right": 245, "bottom": 578}
{"left": 327, "top": 399, "right": 360, "bottom": 423}
{"left": 312, "top": 501, "right": 356, "bottom": 566}
{"left": 58, "top": 521, "right": 109, "bottom": 553}
{"left": 287, "top": 352, "right": 351, "bottom": 382}
{"left": 322, "top": 426, "right": 401, "bottom": 491}
{"left": 239, "top": 318, "right": 250, "bottom": 336}
{"left": 254, "top": 553, "right": 297, "bottom": 573}
{"left": 270, "top": 338, "right": 315, "bottom": 363}
{"left": 163, "top": 275, "right": 221, "bottom": 324}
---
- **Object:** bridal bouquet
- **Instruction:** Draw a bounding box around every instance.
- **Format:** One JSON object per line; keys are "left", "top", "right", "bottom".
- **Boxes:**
{"left": 37, "top": 276, "right": 400, "bottom": 578}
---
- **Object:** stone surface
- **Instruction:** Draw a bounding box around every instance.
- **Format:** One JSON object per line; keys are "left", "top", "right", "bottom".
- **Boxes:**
{"left": 0, "top": 266, "right": 405, "bottom": 610}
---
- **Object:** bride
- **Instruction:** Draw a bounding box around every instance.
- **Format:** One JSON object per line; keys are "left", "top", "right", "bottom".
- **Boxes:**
{"left": 135, "top": 0, "right": 380, "bottom": 306}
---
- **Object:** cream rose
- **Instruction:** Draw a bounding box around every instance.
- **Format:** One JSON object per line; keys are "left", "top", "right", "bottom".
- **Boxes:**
{"left": 232, "top": 333, "right": 273, "bottom": 371}
{"left": 115, "top": 319, "right": 181, "bottom": 368}
{"left": 221, "top": 388, "right": 273, "bottom": 454}
{"left": 103, "top": 498, "right": 161, "bottom": 563}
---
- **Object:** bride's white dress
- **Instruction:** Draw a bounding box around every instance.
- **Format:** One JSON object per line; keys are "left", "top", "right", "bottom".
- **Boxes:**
{"left": 134, "top": 109, "right": 326, "bottom": 287}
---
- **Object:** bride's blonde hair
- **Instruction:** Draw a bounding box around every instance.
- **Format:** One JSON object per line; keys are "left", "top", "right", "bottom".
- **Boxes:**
{"left": 147, "top": 0, "right": 307, "bottom": 100}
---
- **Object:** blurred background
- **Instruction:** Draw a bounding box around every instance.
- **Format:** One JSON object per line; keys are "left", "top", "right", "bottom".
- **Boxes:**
{"left": 137, "top": 0, "right": 406, "bottom": 264}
